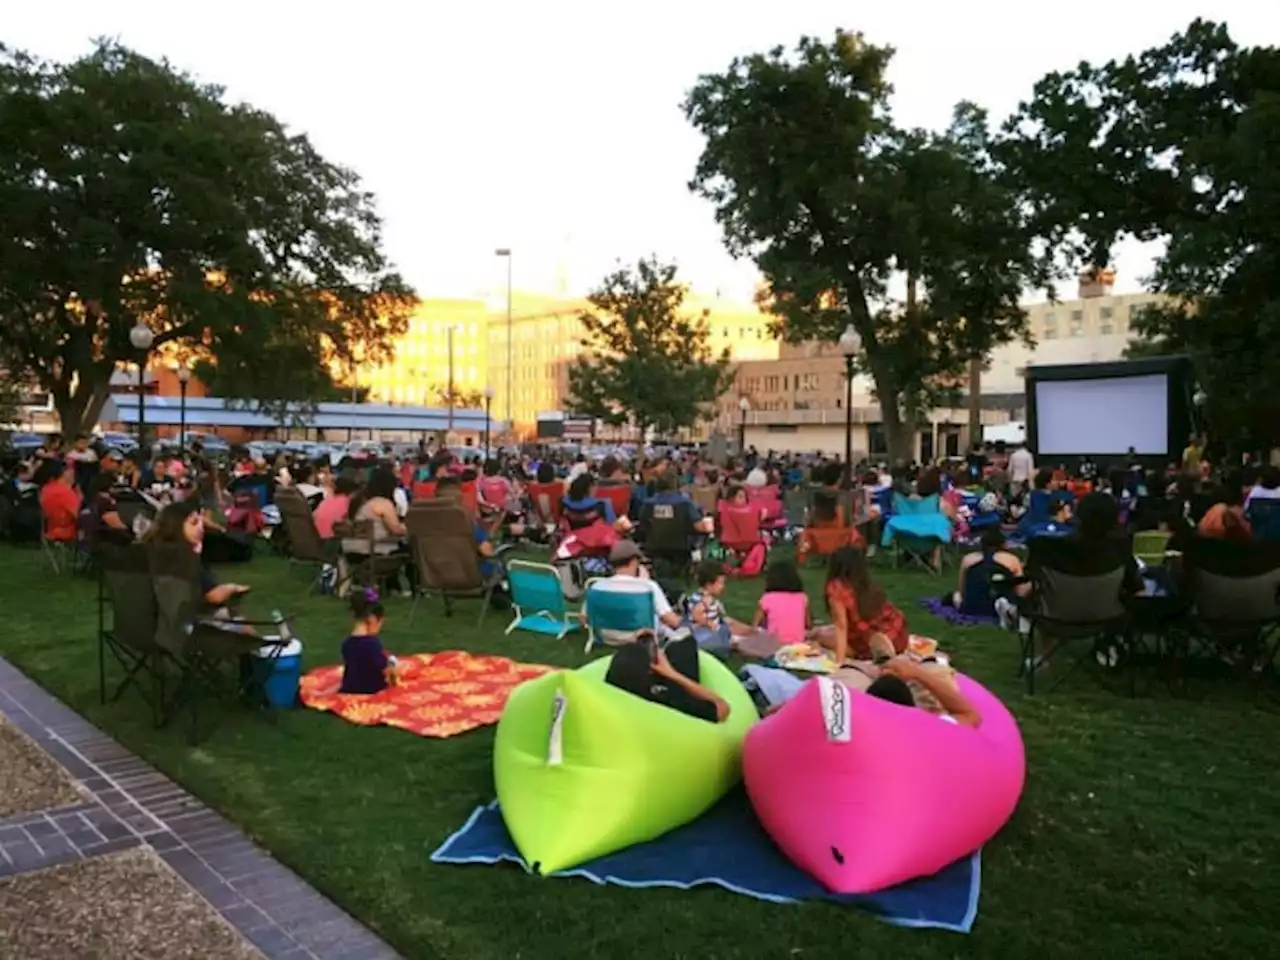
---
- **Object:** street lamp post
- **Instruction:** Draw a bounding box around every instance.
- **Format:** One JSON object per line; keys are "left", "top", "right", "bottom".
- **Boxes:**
{"left": 495, "top": 248, "right": 513, "bottom": 435}
{"left": 446, "top": 324, "right": 459, "bottom": 438}
{"left": 737, "top": 396, "right": 750, "bottom": 457}
{"left": 175, "top": 364, "right": 191, "bottom": 461}
{"left": 129, "top": 323, "right": 155, "bottom": 455}
{"left": 838, "top": 323, "right": 863, "bottom": 491}
{"left": 483, "top": 385, "right": 494, "bottom": 458}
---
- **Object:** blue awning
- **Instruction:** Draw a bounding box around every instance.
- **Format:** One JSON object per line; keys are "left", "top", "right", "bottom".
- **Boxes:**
{"left": 105, "top": 394, "right": 505, "bottom": 433}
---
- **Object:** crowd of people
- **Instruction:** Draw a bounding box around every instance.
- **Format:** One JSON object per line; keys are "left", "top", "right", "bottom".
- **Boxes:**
{"left": 8, "top": 426, "right": 1276, "bottom": 729}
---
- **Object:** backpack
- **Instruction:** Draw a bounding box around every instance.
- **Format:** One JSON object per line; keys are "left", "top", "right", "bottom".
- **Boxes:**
{"left": 554, "top": 558, "right": 589, "bottom": 602}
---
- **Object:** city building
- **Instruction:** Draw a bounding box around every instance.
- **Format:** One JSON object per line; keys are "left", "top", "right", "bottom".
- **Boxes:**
{"left": 983, "top": 286, "right": 1167, "bottom": 397}
{"left": 482, "top": 291, "right": 779, "bottom": 436}
{"left": 718, "top": 275, "right": 1166, "bottom": 460}
{"left": 359, "top": 299, "right": 490, "bottom": 407}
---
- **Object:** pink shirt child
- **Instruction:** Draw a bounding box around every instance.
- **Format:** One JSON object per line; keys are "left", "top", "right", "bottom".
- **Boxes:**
{"left": 758, "top": 591, "right": 809, "bottom": 646}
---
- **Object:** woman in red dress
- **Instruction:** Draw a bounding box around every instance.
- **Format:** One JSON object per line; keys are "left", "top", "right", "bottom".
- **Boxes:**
{"left": 817, "top": 546, "right": 908, "bottom": 663}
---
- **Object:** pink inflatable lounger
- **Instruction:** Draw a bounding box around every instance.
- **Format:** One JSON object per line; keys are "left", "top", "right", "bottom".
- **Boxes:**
{"left": 744, "top": 673, "right": 1025, "bottom": 894}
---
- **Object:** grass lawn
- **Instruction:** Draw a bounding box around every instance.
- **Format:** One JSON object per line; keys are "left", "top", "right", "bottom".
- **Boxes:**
{"left": 2, "top": 542, "right": 1279, "bottom": 960}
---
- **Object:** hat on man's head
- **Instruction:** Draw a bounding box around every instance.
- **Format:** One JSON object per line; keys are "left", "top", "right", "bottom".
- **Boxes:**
{"left": 608, "top": 540, "right": 642, "bottom": 565}
{"left": 102, "top": 448, "right": 124, "bottom": 463}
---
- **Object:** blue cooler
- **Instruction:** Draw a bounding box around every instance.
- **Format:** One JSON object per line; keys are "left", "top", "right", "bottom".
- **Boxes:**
{"left": 254, "top": 639, "right": 303, "bottom": 709}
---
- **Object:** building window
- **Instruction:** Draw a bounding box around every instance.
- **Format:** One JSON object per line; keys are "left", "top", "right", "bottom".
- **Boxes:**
{"left": 1069, "top": 310, "right": 1084, "bottom": 337}
{"left": 1099, "top": 306, "right": 1114, "bottom": 335}
{"left": 1043, "top": 327, "right": 1058, "bottom": 340}
{"left": 1043, "top": 312, "right": 1058, "bottom": 338}
{"left": 1115, "top": 306, "right": 1129, "bottom": 333}
{"left": 867, "top": 423, "right": 888, "bottom": 456}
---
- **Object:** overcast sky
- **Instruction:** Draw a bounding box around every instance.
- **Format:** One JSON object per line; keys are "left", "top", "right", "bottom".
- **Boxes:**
{"left": 8, "top": 2, "right": 1278, "bottom": 302}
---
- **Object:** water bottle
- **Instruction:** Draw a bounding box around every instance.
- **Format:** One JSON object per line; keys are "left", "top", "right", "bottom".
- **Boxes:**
{"left": 271, "top": 609, "right": 292, "bottom": 643}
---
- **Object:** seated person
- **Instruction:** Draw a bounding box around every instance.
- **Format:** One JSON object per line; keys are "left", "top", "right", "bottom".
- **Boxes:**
{"left": 586, "top": 540, "right": 685, "bottom": 638}
{"left": 866, "top": 658, "right": 982, "bottom": 727}
{"left": 340, "top": 588, "right": 398, "bottom": 695}
{"left": 435, "top": 475, "right": 500, "bottom": 579}
{"left": 36, "top": 459, "right": 81, "bottom": 543}
{"left": 796, "top": 487, "right": 862, "bottom": 565}
{"left": 91, "top": 474, "right": 136, "bottom": 546}
{"left": 313, "top": 475, "right": 359, "bottom": 539}
{"left": 752, "top": 559, "right": 811, "bottom": 647}
{"left": 605, "top": 630, "right": 732, "bottom": 723}
{"left": 1199, "top": 473, "right": 1252, "bottom": 542}
{"left": 953, "top": 528, "right": 1025, "bottom": 616}
{"left": 813, "top": 546, "right": 908, "bottom": 663}
{"left": 685, "top": 560, "right": 755, "bottom": 655}
{"left": 145, "top": 500, "right": 251, "bottom": 608}
{"left": 640, "top": 470, "right": 715, "bottom": 537}
{"left": 561, "top": 473, "right": 631, "bottom": 533}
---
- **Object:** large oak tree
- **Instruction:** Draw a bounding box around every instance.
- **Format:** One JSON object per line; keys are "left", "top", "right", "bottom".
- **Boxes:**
{"left": 0, "top": 41, "right": 413, "bottom": 436}
{"left": 684, "top": 31, "right": 1054, "bottom": 461}
{"left": 1000, "top": 19, "right": 1280, "bottom": 449}
{"left": 566, "top": 257, "right": 733, "bottom": 439}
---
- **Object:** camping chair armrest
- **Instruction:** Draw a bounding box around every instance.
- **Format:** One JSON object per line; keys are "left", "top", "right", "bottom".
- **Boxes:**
{"left": 493, "top": 543, "right": 519, "bottom": 560}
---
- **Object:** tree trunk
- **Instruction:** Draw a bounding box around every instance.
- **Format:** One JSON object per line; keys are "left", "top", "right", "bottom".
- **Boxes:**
{"left": 54, "top": 376, "right": 112, "bottom": 438}
{"left": 967, "top": 357, "right": 983, "bottom": 447}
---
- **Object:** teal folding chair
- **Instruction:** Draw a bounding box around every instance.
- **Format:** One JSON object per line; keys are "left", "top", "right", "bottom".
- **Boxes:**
{"left": 505, "top": 560, "right": 581, "bottom": 641}
{"left": 582, "top": 579, "right": 659, "bottom": 654}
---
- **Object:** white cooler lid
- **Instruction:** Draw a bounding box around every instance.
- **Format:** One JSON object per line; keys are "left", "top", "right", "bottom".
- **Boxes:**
{"left": 253, "top": 638, "right": 302, "bottom": 658}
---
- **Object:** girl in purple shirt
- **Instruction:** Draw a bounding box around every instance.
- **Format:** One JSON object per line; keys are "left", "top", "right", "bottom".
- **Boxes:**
{"left": 339, "top": 589, "right": 395, "bottom": 694}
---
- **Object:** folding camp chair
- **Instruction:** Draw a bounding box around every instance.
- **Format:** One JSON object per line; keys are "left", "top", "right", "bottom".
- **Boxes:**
{"left": 275, "top": 487, "right": 345, "bottom": 594}
{"left": 505, "top": 560, "right": 581, "bottom": 640}
{"left": 1180, "top": 537, "right": 1280, "bottom": 676}
{"left": 1133, "top": 530, "right": 1173, "bottom": 568}
{"left": 407, "top": 500, "right": 508, "bottom": 625}
{"left": 98, "top": 544, "right": 168, "bottom": 725}
{"left": 592, "top": 484, "right": 632, "bottom": 523}
{"left": 148, "top": 544, "right": 292, "bottom": 745}
{"left": 582, "top": 578, "right": 659, "bottom": 653}
{"left": 885, "top": 493, "right": 952, "bottom": 573}
{"left": 1017, "top": 536, "right": 1133, "bottom": 694}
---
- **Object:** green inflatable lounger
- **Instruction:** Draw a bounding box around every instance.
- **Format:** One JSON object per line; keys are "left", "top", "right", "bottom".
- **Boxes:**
{"left": 493, "top": 651, "right": 757, "bottom": 875}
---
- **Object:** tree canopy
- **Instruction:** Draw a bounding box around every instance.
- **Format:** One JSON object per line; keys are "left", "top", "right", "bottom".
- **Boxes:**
{"left": 684, "top": 31, "right": 1053, "bottom": 460}
{"left": 1000, "top": 19, "right": 1280, "bottom": 449}
{"left": 0, "top": 40, "right": 413, "bottom": 436}
{"left": 566, "top": 257, "right": 733, "bottom": 438}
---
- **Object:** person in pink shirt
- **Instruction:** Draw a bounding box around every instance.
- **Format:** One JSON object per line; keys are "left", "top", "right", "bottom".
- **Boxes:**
{"left": 313, "top": 475, "right": 358, "bottom": 539}
{"left": 752, "top": 559, "right": 811, "bottom": 646}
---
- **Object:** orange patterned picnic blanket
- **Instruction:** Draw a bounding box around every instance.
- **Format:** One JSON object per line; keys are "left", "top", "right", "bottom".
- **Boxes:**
{"left": 299, "top": 650, "right": 551, "bottom": 738}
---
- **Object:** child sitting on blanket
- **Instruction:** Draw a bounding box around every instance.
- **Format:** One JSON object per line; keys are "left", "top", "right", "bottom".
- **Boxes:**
{"left": 751, "top": 559, "right": 811, "bottom": 647}
{"left": 340, "top": 588, "right": 398, "bottom": 694}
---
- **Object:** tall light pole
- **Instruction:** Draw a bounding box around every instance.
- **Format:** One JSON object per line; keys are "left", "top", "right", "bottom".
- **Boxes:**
{"left": 174, "top": 363, "right": 191, "bottom": 460}
{"left": 483, "top": 385, "right": 494, "bottom": 458}
{"left": 446, "top": 324, "right": 459, "bottom": 437}
{"left": 737, "top": 396, "right": 750, "bottom": 458}
{"left": 838, "top": 323, "right": 863, "bottom": 491}
{"left": 495, "top": 248, "right": 513, "bottom": 435}
{"left": 129, "top": 323, "right": 154, "bottom": 456}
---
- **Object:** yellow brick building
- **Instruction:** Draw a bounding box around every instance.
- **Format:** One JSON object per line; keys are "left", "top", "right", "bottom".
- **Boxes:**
{"left": 484, "top": 292, "right": 779, "bottom": 434}
{"left": 360, "top": 299, "right": 490, "bottom": 406}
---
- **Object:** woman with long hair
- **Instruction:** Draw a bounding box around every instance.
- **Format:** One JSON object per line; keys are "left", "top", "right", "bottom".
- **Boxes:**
{"left": 342, "top": 467, "right": 412, "bottom": 595}
{"left": 815, "top": 545, "right": 908, "bottom": 664}
{"left": 146, "top": 498, "right": 250, "bottom": 607}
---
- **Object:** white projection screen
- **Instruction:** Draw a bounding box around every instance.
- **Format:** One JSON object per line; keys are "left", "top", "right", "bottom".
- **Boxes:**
{"left": 1034, "top": 374, "right": 1169, "bottom": 455}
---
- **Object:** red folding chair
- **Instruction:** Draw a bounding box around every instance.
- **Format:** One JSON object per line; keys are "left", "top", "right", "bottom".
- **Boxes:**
{"left": 527, "top": 482, "right": 564, "bottom": 531}
{"left": 412, "top": 481, "right": 437, "bottom": 501}
{"left": 592, "top": 485, "right": 632, "bottom": 522}
{"left": 746, "top": 485, "right": 787, "bottom": 538}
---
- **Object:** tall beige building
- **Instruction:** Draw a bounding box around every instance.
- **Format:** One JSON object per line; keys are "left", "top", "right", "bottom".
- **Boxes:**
{"left": 485, "top": 292, "right": 779, "bottom": 435}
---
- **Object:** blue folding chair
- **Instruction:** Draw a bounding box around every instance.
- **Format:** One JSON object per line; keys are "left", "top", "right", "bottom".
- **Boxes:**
{"left": 582, "top": 579, "right": 658, "bottom": 654}
{"left": 505, "top": 561, "right": 581, "bottom": 641}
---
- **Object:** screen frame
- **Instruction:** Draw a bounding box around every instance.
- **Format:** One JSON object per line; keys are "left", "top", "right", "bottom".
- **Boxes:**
{"left": 1024, "top": 355, "right": 1194, "bottom": 467}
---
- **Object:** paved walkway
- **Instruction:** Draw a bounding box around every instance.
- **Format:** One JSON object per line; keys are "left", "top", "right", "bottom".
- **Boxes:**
{"left": 0, "top": 656, "right": 401, "bottom": 960}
